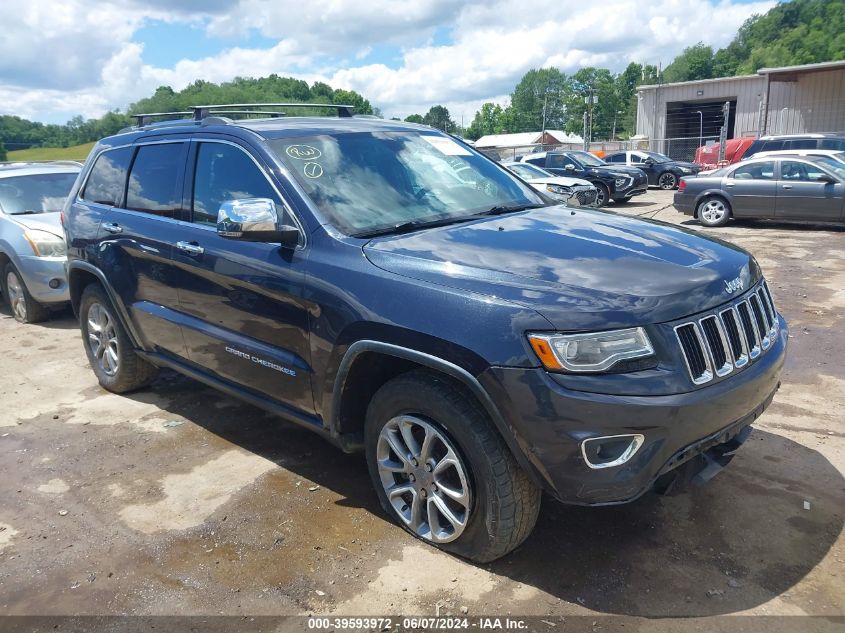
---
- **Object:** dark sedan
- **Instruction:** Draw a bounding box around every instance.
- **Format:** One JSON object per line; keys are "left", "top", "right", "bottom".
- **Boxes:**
{"left": 604, "top": 150, "right": 700, "bottom": 190}
{"left": 674, "top": 155, "right": 845, "bottom": 227}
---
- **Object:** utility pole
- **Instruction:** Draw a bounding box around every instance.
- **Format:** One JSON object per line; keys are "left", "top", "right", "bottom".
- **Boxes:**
{"left": 718, "top": 101, "right": 729, "bottom": 163}
{"left": 583, "top": 110, "right": 588, "bottom": 150}
{"left": 694, "top": 110, "right": 703, "bottom": 149}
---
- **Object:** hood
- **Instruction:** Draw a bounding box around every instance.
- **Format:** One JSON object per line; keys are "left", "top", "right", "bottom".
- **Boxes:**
{"left": 8, "top": 212, "right": 63, "bottom": 236}
{"left": 668, "top": 161, "right": 700, "bottom": 172}
{"left": 528, "top": 176, "right": 593, "bottom": 188}
{"left": 363, "top": 207, "right": 759, "bottom": 330}
{"left": 591, "top": 165, "right": 645, "bottom": 178}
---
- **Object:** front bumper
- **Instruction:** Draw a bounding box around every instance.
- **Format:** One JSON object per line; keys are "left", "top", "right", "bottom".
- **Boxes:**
{"left": 480, "top": 316, "right": 787, "bottom": 505}
{"left": 15, "top": 255, "right": 69, "bottom": 304}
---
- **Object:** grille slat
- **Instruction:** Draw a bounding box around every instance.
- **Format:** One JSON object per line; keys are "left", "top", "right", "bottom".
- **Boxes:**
{"left": 676, "top": 281, "right": 777, "bottom": 385}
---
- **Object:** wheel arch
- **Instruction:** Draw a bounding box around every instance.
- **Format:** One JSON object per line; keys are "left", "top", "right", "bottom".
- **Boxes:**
{"left": 693, "top": 189, "right": 731, "bottom": 217}
{"left": 67, "top": 261, "right": 142, "bottom": 348}
{"left": 329, "top": 340, "right": 543, "bottom": 487}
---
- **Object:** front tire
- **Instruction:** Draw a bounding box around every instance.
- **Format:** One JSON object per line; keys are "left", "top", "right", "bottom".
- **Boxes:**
{"left": 697, "top": 196, "right": 732, "bottom": 227}
{"left": 612, "top": 196, "right": 633, "bottom": 204}
{"left": 3, "top": 263, "right": 49, "bottom": 324}
{"left": 658, "top": 172, "right": 678, "bottom": 190}
{"left": 79, "top": 284, "right": 158, "bottom": 393}
{"left": 365, "top": 371, "right": 540, "bottom": 562}
{"left": 593, "top": 182, "right": 610, "bottom": 208}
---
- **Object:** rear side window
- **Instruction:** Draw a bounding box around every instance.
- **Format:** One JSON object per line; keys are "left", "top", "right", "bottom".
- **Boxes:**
{"left": 731, "top": 161, "right": 775, "bottom": 180}
{"left": 191, "top": 143, "right": 280, "bottom": 226}
{"left": 760, "top": 140, "right": 784, "bottom": 152}
{"left": 605, "top": 154, "right": 624, "bottom": 163}
{"left": 126, "top": 143, "right": 185, "bottom": 218}
{"left": 546, "top": 154, "right": 566, "bottom": 168}
{"left": 82, "top": 147, "right": 132, "bottom": 207}
{"left": 784, "top": 139, "right": 816, "bottom": 150}
{"left": 820, "top": 139, "right": 845, "bottom": 150}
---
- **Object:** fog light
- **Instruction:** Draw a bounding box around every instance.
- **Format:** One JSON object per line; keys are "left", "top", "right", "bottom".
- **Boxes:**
{"left": 581, "top": 434, "right": 645, "bottom": 469}
{"left": 49, "top": 278, "right": 61, "bottom": 289}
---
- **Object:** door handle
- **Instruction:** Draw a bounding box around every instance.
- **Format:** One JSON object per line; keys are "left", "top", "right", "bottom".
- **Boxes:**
{"left": 782, "top": 184, "right": 793, "bottom": 190}
{"left": 725, "top": 182, "right": 735, "bottom": 187}
{"left": 103, "top": 222, "right": 123, "bottom": 234}
{"left": 176, "top": 241, "right": 204, "bottom": 256}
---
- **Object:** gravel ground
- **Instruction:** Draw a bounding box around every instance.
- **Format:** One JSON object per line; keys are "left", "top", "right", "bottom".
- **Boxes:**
{"left": 0, "top": 189, "right": 843, "bottom": 629}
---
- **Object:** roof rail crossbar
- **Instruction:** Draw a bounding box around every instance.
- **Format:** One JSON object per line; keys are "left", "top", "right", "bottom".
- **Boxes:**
{"left": 190, "top": 103, "right": 355, "bottom": 120}
{"left": 132, "top": 111, "right": 192, "bottom": 127}
{"left": 197, "top": 110, "right": 287, "bottom": 118}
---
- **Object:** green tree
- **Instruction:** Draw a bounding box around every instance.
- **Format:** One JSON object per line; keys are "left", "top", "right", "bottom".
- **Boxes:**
{"left": 663, "top": 43, "right": 715, "bottom": 83}
{"left": 404, "top": 114, "right": 425, "bottom": 124}
{"left": 422, "top": 105, "right": 455, "bottom": 131}
{"left": 0, "top": 140, "right": 6, "bottom": 162}
{"left": 466, "top": 102, "right": 506, "bottom": 140}
{"left": 563, "top": 67, "right": 620, "bottom": 141}
{"left": 509, "top": 68, "right": 569, "bottom": 132}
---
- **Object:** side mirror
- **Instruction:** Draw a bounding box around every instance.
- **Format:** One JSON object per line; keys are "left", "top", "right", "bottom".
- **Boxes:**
{"left": 644, "top": 157, "right": 655, "bottom": 165}
{"left": 816, "top": 173, "right": 836, "bottom": 184}
{"left": 564, "top": 164, "right": 576, "bottom": 171}
{"left": 217, "top": 198, "right": 300, "bottom": 247}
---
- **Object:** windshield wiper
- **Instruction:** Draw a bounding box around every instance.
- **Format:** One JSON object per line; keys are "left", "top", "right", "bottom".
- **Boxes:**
{"left": 482, "top": 203, "right": 544, "bottom": 216}
{"left": 353, "top": 215, "right": 473, "bottom": 238}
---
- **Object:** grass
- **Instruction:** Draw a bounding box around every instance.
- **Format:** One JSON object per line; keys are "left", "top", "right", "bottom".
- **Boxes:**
{"left": 5, "top": 142, "right": 95, "bottom": 162}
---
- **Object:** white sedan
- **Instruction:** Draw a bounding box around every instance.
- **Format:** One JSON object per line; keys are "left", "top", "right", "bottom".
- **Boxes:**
{"left": 503, "top": 161, "right": 598, "bottom": 206}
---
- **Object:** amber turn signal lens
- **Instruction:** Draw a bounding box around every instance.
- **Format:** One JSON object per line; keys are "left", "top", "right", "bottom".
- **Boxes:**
{"left": 528, "top": 335, "right": 563, "bottom": 370}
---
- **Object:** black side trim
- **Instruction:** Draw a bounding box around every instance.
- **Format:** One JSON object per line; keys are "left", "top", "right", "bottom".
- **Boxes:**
{"left": 330, "top": 340, "right": 539, "bottom": 483}
{"left": 137, "top": 350, "right": 358, "bottom": 451}
{"left": 66, "top": 261, "right": 143, "bottom": 349}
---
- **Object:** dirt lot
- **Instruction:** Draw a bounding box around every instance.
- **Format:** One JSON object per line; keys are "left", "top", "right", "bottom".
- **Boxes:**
{"left": 1, "top": 189, "right": 843, "bottom": 629}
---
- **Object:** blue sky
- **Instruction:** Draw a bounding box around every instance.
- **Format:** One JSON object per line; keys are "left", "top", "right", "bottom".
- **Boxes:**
{"left": 0, "top": 0, "right": 776, "bottom": 124}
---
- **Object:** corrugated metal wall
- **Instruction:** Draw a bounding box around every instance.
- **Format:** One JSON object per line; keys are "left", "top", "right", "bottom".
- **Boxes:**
{"left": 636, "top": 67, "right": 845, "bottom": 140}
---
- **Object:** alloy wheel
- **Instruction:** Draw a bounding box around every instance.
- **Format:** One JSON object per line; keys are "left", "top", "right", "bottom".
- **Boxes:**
{"left": 5, "top": 271, "right": 26, "bottom": 321}
{"left": 658, "top": 172, "right": 678, "bottom": 189}
{"left": 376, "top": 415, "right": 471, "bottom": 543}
{"left": 87, "top": 301, "right": 119, "bottom": 376}
{"left": 700, "top": 199, "right": 727, "bottom": 224}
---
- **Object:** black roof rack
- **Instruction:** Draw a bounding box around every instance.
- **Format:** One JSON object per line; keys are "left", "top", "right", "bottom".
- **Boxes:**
{"left": 189, "top": 103, "right": 355, "bottom": 120}
{"left": 132, "top": 111, "right": 192, "bottom": 127}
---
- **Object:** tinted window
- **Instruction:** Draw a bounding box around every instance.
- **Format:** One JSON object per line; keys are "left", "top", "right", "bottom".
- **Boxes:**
{"left": 760, "top": 140, "right": 785, "bottom": 152}
{"left": 741, "top": 140, "right": 763, "bottom": 159}
{"left": 192, "top": 143, "right": 280, "bottom": 226}
{"left": 784, "top": 139, "right": 817, "bottom": 150}
{"left": 731, "top": 161, "right": 775, "bottom": 180}
{"left": 126, "top": 143, "right": 184, "bottom": 218}
{"left": 82, "top": 147, "right": 132, "bottom": 206}
{"left": 546, "top": 154, "right": 566, "bottom": 169}
{"left": 0, "top": 172, "right": 78, "bottom": 215}
{"left": 780, "top": 160, "right": 832, "bottom": 182}
{"left": 820, "top": 139, "right": 845, "bottom": 151}
{"left": 524, "top": 157, "right": 546, "bottom": 167}
{"left": 629, "top": 154, "right": 643, "bottom": 163}
{"left": 604, "top": 153, "right": 624, "bottom": 163}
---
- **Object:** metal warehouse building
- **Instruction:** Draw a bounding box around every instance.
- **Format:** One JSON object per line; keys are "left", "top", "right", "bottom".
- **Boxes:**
{"left": 635, "top": 59, "right": 845, "bottom": 158}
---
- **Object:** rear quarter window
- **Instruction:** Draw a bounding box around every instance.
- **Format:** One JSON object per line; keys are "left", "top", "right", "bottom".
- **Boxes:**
{"left": 81, "top": 147, "right": 133, "bottom": 207}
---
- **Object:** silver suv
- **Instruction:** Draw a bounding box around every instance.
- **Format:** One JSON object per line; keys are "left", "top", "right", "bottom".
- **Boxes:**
{"left": 0, "top": 162, "right": 80, "bottom": 322}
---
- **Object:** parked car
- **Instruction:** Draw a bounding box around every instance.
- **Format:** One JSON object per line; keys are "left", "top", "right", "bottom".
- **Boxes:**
{"left": 674, "top": 155, "right": 845, "bottom": 227}
{"left": 603, "top": 150, "right": 700, "bottom": 190}
{"left": 65, "top": 106, "right": 787, "bottom": 562}
{"left": 738, "top": 133, "right": 845, "bottom": 161}
{"left": 744, "top": 148, "right": 845, "bottom": 165}
{"left": 0, "top": 162, "right": 80, "bottom": 322}
{"left": 502, "top": 161, "right": 598, "bottom": 206}
{"left": 520, "top": 150, "right": 648, "bottom": 207}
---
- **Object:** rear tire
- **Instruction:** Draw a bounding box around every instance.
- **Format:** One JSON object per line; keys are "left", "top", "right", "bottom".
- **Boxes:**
{"left": 3, "top": 263, "right": 50, "bottom": 324}
{"left": 658, "top": 172, "right": 678, "bottom": 190}
{"left": 365, "top": 370, "right": 541, "bottom": 562}
{"left": 79, "top": 283, "right": 158, "bottom": 393}
{"left": 593, "top": 182, "right": 610, "bottom": 208}
{"left": 697, "top": 196, "right": 732, "bottom": 227}
{"left": 612, "top": 196, "right": 633, "bottom": 204}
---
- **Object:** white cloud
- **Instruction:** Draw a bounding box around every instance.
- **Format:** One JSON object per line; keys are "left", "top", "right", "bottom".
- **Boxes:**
{"left": 0, "top": 0, "right": 775, "bottom": 123}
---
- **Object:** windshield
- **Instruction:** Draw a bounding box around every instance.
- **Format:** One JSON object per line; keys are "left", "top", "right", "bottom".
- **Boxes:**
{"left": 815, "top": 157, "right": 845, "bottom": 179}
{"left": 507, "top": 163, "right": 551, "bottom": 179}
{"left": 644, "top": 152, "right": 672, "bottom": 163}
{"left": 269, "top": 132, "right": 545, "bottom": 235}
{"left": 0, "top": 172, "right": 78, "bottom": 215}
{"left": 568, "top": 151, "right": 605, "bottom": 167}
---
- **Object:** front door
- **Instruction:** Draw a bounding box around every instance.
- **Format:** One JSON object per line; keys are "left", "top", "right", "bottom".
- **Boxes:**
{"left": 775, "top": 160, "right": 845, "bottom": 221}
{"left": 169, "top": 139, "right": 314, "bottom": 414}
{"left": 723, "top": 160, "right": 777, "bottom": 218}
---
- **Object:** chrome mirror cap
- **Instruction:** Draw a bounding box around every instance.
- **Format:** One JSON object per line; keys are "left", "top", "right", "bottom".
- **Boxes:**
{"left": 217, "top": 198, "right": 279, "bottom": 237}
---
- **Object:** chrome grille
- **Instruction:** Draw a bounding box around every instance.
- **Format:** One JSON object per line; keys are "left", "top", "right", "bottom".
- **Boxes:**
{"left": 675, "top": 282, "right": 779, "bottom": 385}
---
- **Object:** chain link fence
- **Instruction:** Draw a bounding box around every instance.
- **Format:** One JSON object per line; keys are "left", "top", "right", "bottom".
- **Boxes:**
{"left": 475, "top": 138, "right": 711, "bottom": 163}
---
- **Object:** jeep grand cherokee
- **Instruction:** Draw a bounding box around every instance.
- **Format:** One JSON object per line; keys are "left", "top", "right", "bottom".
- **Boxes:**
{"left": 64, "top": 104, "right": 787, "bottom": 562}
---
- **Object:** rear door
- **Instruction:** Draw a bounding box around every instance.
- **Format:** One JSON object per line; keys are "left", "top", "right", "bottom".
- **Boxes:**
{"left": 723, "top": 160, "right": 777, "bottom": 218}
{"left": 775, "top": 160, "right": 845, "bottom": 221}
{"left": 95, "top": 140, "right": 189, "bottom": 357}
{"left": 168, "top": 138, "right": 314, "bottom": 413}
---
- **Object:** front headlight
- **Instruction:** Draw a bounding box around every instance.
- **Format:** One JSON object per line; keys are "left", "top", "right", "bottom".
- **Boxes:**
{"left": 23, "top": 229, "right": 66, "bottom": 258}
{"left": 679, "top": 167, "right": 692, "bottom": 174}
{"left": 614, "top": 177, "right": 629, "bottom": 188}
{"left": 546, "top": 184, "right": 573, "bottom": 195}
{"left": 528, "top": 327, "right": 654, "bottom": 373}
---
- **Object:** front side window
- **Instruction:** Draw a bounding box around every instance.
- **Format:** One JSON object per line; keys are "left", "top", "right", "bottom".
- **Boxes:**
{"left": 820, "top": 139, "right": 845, "bottom": 151}
{"left": 0, "top": 172, "right": 78, "bottom": 215}
{"left": 192, "top": 143, "right": 280, "bottom": 226}
{"left": 731, "top": 161, "right": 775, "bottom": 180}
{"left": 604, "top": 154, "right": 624, "bottom": 163}
{"left": 268, "top": 132, "right": 544, "bottom": 235}
{"left": 82, "top": 147, "right": 133, "bottom": 207}
{"left": 125, "top": 143, "right": 184, "bottom": 218}
{"left": 629, "top": 153, "right": 643, "bottom": 163}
